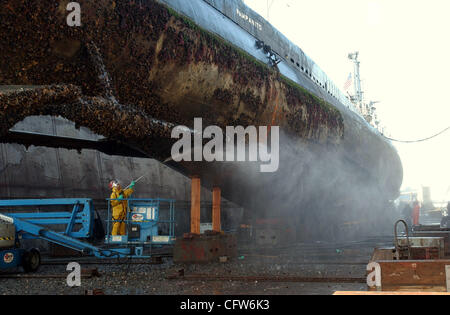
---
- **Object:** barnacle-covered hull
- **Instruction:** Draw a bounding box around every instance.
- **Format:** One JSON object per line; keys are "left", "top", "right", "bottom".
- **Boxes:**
{"left": 0, "top": 0, "right": 402, "bottom": 240}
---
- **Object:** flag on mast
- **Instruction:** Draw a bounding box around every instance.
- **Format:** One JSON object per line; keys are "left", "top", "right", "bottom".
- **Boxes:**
{"left": 343, "top": 73, "right": 353, "bottom": 91}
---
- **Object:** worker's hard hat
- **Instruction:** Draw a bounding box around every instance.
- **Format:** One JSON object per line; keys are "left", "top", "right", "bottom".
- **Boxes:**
{"left": 109, "top": 180, "right": 120, "bottom": 189}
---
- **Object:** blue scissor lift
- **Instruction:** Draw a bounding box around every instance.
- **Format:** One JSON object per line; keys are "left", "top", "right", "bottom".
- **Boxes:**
{"left": 0, "top": 198, "right": 175, "bottom": 272}
{"left": 105, "top": 198, "right": 176, "bottom": 257}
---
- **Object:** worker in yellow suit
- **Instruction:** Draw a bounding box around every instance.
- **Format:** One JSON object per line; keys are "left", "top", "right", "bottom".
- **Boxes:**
{"left": 109, "top": 179, "right": 135, "bottom": 236}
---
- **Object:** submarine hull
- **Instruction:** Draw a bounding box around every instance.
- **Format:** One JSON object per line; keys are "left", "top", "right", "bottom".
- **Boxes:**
{"left": 0, "top": 0, "right": 402, "bottom": 240}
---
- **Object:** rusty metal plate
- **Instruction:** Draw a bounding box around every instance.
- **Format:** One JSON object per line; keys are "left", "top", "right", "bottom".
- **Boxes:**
{"left": 173, "top": 234, "right": 237, "bottom": 263}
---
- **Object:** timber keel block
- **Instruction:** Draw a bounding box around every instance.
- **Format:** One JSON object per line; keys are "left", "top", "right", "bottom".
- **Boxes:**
{"left": 369, "top": 260, "right": 450, "bottom": 292}
{"left": 173, "top": 234, "right": 237, "bottom": 264}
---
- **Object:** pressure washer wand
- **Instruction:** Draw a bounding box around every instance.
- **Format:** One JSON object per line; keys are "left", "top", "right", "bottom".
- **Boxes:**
{"left": 125, "top": 175, "right": 145, "bottom": 189}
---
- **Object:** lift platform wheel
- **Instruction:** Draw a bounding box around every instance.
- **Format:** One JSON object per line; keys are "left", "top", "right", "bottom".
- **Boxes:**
{"left": 22, "top": 248, "right": 40, "bottom": 273}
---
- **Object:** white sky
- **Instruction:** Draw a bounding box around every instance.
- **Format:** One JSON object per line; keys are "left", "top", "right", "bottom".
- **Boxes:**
{"left": 244, "top": 0, "right": 450, "bottom": 201}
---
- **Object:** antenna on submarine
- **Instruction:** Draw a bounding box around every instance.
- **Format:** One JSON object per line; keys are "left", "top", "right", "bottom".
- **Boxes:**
{"left": 266, "top": 0, "right": 292, "bottom": 21}
{"left": 348, "top": 52, "right": 382, "bottom": 131}
{"left": 348, "top": 52, "right": 363, "bottom": 112}
{"left": 266, "top": 0, "right": 275, "bottom": 21}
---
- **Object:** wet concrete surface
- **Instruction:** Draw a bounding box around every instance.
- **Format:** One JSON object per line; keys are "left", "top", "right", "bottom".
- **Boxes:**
{"left": 0, "top": 237, "right": 393, "bottom": 295}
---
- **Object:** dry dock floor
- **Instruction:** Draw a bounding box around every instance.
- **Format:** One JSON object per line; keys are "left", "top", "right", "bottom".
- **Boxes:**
{"left": 0, "top": 236, "right": 395, "bottom": 295}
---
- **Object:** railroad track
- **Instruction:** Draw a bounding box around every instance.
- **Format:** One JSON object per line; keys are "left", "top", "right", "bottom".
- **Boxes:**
{"left": 40, "top": 254, "right": 172, "bottom": 266}
{"left": 167, "top": 273, "right": 367, "bottom": 284}
{"left": 40, "top": 255, "right": 368, "bottom": 267}
{"left": 0, "top": 268, "right": 101, "bottom": 279}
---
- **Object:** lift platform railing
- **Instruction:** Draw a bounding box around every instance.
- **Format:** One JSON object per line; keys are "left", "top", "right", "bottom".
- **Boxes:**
{"left": 0, "top": 198, "right": 175, "bottom": 259}
{"left": 105, "top": 198, "right": 176, "bottom": 245}
{"left": 0, "top": 212, "right": 135, "bottom": 259}
{"left": 0, "top": 199, "right": 94, "bottom": 239}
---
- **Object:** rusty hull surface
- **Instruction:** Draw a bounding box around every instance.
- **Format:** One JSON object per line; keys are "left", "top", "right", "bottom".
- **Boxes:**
{"left": 0, "top": 1, "right": 403, "bottom": 239}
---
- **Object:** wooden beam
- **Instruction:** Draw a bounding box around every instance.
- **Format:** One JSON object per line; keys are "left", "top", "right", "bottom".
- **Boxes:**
{"left": 378, "top": 260, "right": 449, "bottom": 286}
{"left": 369, "top": 260, "right": 450, "bottom": 292}
{"left": 190, "top": 176, "right": 201, "bottom": 235}
{"left": 334, "top": 291, "right": 450, "bottom": 295}
{"left": 212, "top": 187, "right": 221, "bottom": 232}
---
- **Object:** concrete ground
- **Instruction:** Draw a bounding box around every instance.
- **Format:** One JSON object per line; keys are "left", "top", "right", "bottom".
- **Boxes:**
{"left": 0, "top": 237, "right": 393, "bottom": 295}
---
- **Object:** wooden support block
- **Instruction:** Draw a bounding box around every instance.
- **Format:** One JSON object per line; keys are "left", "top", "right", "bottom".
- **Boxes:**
{"left": 212, "top": 187, "right": 221, "bottom": 232}
{"left": 379, "top": 260, "right": 449, "bottom": 286}
{"left": 173, "top": 234, "right": 237, "bottom": 263}
{"left": 334, "top": 291, "right": 450, "bottom": 295}
{"left": 370, "top": 260, "right": 450, "bottom": 292}
{"left": 190, "top": 176, "right": 201, "bottom": 235}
